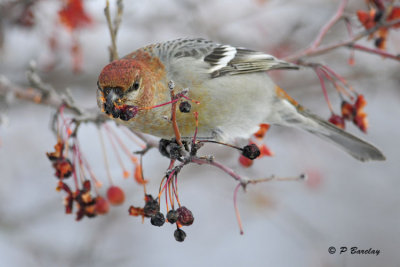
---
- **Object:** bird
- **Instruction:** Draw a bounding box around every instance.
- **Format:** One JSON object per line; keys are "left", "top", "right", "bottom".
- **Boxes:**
{"left": 97, "top": 38, "right": 385, "bottom": 162}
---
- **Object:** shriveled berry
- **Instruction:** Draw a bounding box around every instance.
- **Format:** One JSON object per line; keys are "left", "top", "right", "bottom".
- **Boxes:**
{"left": 111, "top": 106, "right": 120, "bottom": 118}
{"left": 166, "top": 209, "right": 179, "bottom": 224}
{"left": 119, "top": 106, "right": 138, "bottom": 121}
{"left": 329, "top": 114, "right": 345, "bottom": 129}
{"left": 107, "top": 186, "right": 125, "bottom": 205}
{"left": 374, "top": 37, "right": 385, "bottom": 49}
{"left": 169, "top": 143, "right": 182, "bottom": 159}
{"left": 242, "top": 144, "right": 260, "bottom": 160}
{"left": 174, "top": 228, "right": 186, "bottom": 242}
{"left": 177, "top": 206, "right": 194, "bottom": 226}
{"left": 143, "top": 195, "right": 159, "bottom": 217}
{"left": 104, "top": 103, "right": 112, "bottom": 115}
{"left": 179, "top": 101, "right": 191, "bottom": 113}
{"left": 53, "top": 159, "right": 73, "bottom": 179}
{"left": 374, "top": 9, "right": 383, "bottom": 22}
{"left": 150, "top": 212, "right": 165, "bottom": 227}
{"left": 95, "top": 196, "right": 109, "bottom": 215}
{"left": 159, "top": 139, "right": 171, "bottom": 158}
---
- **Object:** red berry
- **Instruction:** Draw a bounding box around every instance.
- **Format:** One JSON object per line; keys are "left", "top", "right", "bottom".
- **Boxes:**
{"left": 107, "top": 186, "right": 125, "bottom": 205}
{"left": 341, "top": 101, "right": 355, "bottom": 120}
{"left": 95, "top": 196, "right": 110, "bottom": 214}
{"left": 328, "top": 114, "right": 345, "bottom": 129}
{"left": 239, "top": 154, "right": 253, "bottom": 167}
{"left": 177, "top": 206, "right": 194, "bottom": 226}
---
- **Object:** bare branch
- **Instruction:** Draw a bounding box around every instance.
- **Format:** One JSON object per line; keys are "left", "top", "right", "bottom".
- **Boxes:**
{"left": 104, "top": 0, "right": 124, "bottom": 61}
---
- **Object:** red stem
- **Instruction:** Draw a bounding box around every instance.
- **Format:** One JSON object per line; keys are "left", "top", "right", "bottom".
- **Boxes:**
{"left": 310, "top": 0, "right": 348, "bottom": 49}
{"left": 233, "top": 183, "right": 244, "bottom": 235}
{"left": 314, "top": 68, "right": 334, "bottom": 113}
{"left": 351, "top": 44, "right": 400, "bottom": 61}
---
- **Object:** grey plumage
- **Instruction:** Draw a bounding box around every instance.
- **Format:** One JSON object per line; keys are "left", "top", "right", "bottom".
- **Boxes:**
{"left": 125, "top": 38, "right": 385, "bottom": 162}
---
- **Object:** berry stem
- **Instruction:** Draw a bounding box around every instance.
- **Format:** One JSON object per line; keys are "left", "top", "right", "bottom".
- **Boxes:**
{"left": 120, "top": 126, "right": 146, "bottom": 149}
{"left": 105, "top": 127, "right": 129, "bottom": 178}
{"left": 98, "top": 126, "right": 114, "bottom": 185}
{"left": 314, "top": 67, "right": 334, "bottom": 113}
{"left": 104, "top": 124, "right": 139, "bottom": 164}
{"left": 233, "top": 183, "right": 244, "bottom": 235}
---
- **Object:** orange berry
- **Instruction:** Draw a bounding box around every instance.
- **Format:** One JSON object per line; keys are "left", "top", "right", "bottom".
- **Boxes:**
{"left": 95, "top": 196, "right": 110, "bottom": 214}
{"left": 239, "top": 154, "right": 253, "bottom": 167}
{"left": 107, "top": 186, "right": 125, "bottom": 205}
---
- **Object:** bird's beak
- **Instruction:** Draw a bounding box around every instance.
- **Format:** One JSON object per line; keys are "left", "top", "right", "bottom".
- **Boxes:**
{"left": 104, "top": 90, "right": 120, "bottom": 118}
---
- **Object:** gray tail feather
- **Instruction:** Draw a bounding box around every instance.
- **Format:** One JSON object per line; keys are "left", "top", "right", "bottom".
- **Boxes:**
{"left": 298, "top": 109, "right": 385, "bottom": 162}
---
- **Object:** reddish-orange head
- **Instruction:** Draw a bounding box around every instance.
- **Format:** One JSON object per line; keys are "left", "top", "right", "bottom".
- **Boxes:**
{"left": 97, "top": 58, "right": 153, "bottom": 121}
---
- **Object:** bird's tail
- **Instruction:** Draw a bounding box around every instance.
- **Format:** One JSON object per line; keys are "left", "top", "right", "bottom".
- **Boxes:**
{"left": 296, "top": 109, "right": 385, "bottom": 162}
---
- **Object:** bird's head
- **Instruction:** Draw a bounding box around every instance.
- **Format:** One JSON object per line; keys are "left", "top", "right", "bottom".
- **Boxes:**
{"left": 97, "top": 58, "right": 154, "bottom": 121}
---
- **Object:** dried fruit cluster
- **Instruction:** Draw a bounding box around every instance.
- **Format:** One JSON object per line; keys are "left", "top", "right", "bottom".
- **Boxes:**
{"left": 129, "top": 195, "right": 194, "bottom": 242}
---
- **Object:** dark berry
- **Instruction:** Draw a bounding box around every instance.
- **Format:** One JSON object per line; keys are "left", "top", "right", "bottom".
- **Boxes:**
{"left": 169, "top": 143, "right": 182, "bottom": 159}
{"left": 166, "top": 209, "right": 179, "bottom": 224}
{"left": 374, "top": 37, "right": 384, "bottom": 49}
{"left": 374, "top": 9, "right": 383, "bottom": 22}
{"left": 119, "top": 106, "right": 137, "bottom": 121}
{"left": 174, "top": 228, "right": 186, "bottom": 242}
{"left": 179, "top": 101, "right": 191, "bottom": 113}
{"left": 159, "top": 139, "right": 172, "bottom": 158}
{"left": 177, "top": 206, "right": 194, "bottom": 226}
{"left": 143, "top": 195, "right": 159, "bottom": 217}
{"left": 242, "top": 144, "right": 260, "bottom": 160}
{"left": 111, "top": 106, "right": 120, "bottom": 118}
{"left": 150, "top": 212, "right": 165, "bottom": 227}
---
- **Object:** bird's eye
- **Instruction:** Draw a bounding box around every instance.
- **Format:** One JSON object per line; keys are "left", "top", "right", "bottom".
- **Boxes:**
{"left": 128, "top": 81, "right": 140, "bottom": 92}
{"left": 104, "top": 87, "right": 111, "bottom": 95}
{"left": 114, "top": 87, "right": 123, "bottom": 95}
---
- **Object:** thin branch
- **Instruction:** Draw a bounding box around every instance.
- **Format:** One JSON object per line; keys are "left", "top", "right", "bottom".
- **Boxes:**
{"left": 310, "top": 0, "right": 348, "bottom": 50}
{"left": 104, "top": 0, "right": 123, "bottom": 61}
{"left": 350, "top": 43, "right": 400, "bottom": 60}
{"left": 285, "top": 18, "right": 400, "bottom": 62}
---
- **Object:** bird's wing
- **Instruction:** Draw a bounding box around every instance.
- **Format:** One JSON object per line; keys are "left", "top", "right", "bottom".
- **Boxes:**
{"left": 204, "top": 46, "right": 298, "bottom": 77}
{"left": 150, "top": 38, "right": 298, "bottom": 78}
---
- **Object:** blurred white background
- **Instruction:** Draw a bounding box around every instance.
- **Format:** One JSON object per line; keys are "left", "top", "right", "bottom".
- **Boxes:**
{"left": 0, "top": 0, "right": 399, "bottom": 266}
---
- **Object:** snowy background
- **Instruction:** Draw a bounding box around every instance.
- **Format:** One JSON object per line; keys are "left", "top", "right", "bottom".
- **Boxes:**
{"left": 0, "top": 0, "right": 400, "bottom": 266}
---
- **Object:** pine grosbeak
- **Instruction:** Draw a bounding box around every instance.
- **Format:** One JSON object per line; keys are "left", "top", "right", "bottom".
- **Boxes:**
{"left": 97, "top": 38, "right": 385, "bottom": 162}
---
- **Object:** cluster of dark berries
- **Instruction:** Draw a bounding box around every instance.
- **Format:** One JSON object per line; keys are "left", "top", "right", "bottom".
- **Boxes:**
{"left": 129, "top": 195, "right": 194, "bottom": 242}
{"left": 104, "top": 103, "right": 138, "bottom": 121}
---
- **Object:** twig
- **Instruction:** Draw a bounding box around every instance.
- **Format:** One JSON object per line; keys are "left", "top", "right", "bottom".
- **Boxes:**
{"left": 349, "top": 43, "right": 400, "bottom": 60}
{"left": 285, "top": 17, "right": 400, "bottom": 62}
{"left": 310, "top": 0, "right": 348, "bottom": 50}
{"left": 104, "top": 0, "right": 123, "bottom": 61}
